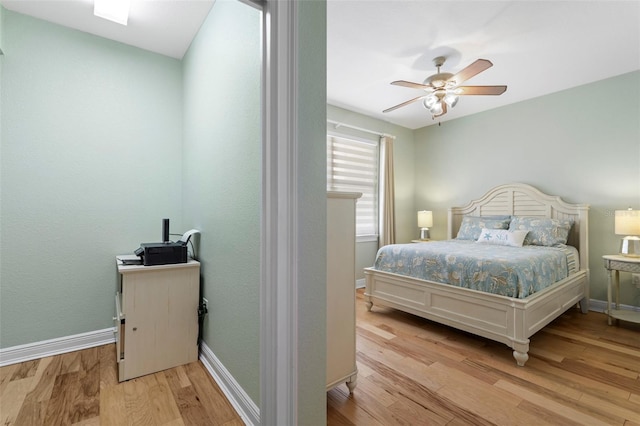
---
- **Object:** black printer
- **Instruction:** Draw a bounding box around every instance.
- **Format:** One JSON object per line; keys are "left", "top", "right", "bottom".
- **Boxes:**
{"left": 135, "top": 242, "right": 187, "bottom": 266}
{"left": 133, "top": 219, "right": 194, "bottom": 266}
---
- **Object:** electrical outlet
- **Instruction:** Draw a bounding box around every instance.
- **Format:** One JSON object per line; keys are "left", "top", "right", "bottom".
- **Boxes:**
{"left": 632, "top": 274, "right": 640, "bottom": 288}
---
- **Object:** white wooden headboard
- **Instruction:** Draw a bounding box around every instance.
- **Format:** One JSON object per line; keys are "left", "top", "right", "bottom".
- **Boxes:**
{"left": 447, "top": 183, "right": 590, "bottom": 274}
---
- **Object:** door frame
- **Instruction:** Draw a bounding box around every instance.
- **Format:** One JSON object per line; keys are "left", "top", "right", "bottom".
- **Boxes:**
{"left": 257, "top": 0, "right": 300, "bottom": 424}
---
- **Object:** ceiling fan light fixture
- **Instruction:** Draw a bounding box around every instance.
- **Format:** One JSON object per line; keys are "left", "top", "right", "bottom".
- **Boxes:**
{"left": 423, "top": 94, "right": 439, "bottom": 109}
{"left": 429, "top": 102, "right": 443, "bottom": 116}
{"left": 444, "top": 93, "right": 459, "bottom": 108}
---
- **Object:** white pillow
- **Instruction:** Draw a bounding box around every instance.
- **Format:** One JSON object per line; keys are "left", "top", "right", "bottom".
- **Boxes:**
{"left": 476, "top": 228, "right": 528, "bottom": 247}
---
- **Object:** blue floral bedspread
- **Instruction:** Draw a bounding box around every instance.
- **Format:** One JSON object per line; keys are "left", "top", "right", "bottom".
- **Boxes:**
{"left": 373, "top": 240, "right": 576, "bottom": 298}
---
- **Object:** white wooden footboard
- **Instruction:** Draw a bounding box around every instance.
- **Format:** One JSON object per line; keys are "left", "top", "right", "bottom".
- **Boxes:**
{"left": 364, "top": 267, "right": 588, "bottom": 366}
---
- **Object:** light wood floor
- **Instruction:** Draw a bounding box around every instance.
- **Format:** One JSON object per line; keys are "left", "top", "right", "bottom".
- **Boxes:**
{"left": 0, "top": 344, "right": 243, "bottom": 426}
{"left": 327, "top": 290, "right": 640, "bottom": 426}
{"left": 3, "top": 293, "right": 639, "bottom": 426}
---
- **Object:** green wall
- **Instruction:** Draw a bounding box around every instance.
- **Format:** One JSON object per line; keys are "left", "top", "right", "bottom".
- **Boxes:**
{"left": 0, "top": 2, "right": 329, "bottom": 420}
{"left": 0, "top": 10, "right": 183, "bottom": 348}
{"left": 181, "top": 0, "right": 261, "bottom": 406}
{"left": 0, "top": 5, "right": 4, "bottom": 51}
{"left": 297, "top": 1, "right": 328, "bottom": 422}
{"left": 414, "top": 71, "right": 640, "bottom": 306}
{"left": 330, "top": 73, "right": 640, "bottom": 309}
{"left": 1, "top": 0, "right": 265, "bottom": 410}
{"left": 1, "top": 6, "right": 4, "bottom": 226}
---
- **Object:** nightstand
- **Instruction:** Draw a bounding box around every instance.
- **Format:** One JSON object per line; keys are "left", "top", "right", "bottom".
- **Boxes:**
{"left": 603, "top": 255, "right": 640, "bottom": 325}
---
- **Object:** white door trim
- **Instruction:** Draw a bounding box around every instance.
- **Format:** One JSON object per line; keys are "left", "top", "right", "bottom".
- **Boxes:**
{"left": 261, "top": 1, "right": 299, "bottom": 425}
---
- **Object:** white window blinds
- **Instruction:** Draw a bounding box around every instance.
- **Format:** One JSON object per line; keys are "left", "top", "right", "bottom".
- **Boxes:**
{"left": 327, "top": 135, "right": 379, "bottom": 236}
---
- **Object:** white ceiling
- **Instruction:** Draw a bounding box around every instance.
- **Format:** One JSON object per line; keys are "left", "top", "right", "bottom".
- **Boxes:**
{"left": 3, "top": 1, "right": 639, "bottom": 129}
{"left": 328, "top": 1, "right": 640, "bottom": 129}
{"left": 0, "top": 0, "right": 214, "bottom": 59}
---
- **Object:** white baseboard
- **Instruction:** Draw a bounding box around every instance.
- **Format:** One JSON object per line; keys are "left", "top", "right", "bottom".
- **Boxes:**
{"left": 356, "top": 278, "right": 365, "bottom": 289}
{"left": 589, "top": 299, "right": 607, "bottom": 313}
{"left": 199, "top": 341, "right": 260, "bottom": 426}
{"left": 0, "top": 328, "right": 116, "bottom": 367}
{"left": 588, "top": 298, "right": 640, "bottom": 313}
{"left": 0, "top": 329, "right": 259, "bottom": 424}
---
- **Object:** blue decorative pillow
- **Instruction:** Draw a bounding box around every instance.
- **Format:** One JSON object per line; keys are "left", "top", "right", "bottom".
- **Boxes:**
{"left": 456, "top": 216, "right": 511, "bottom": 241}
{"left": 509, "top": 216, "right": 574, "bottom": 246}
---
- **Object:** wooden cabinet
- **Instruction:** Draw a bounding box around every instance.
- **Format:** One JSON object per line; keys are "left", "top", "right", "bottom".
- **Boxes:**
{"left": 326, "top": 191, "right": 361, "bottom": 393}
{"left": 115, "top": 258, "right": 200, "bottom": 382}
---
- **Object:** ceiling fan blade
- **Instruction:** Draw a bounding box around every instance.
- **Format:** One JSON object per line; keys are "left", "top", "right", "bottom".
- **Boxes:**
{"left": 456, "top": 85, "right": 507, "bottom": 95}
{"left": 450, "top": 59, "right": 493, "bottom": 85}
{"left": 391, "top": 80, "right": 431, "bottom": 90}
{"left": 383, "top": 95, "right": 428, "bottom": 113}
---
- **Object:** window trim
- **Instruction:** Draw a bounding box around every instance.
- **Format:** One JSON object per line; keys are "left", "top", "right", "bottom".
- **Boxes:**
{"left": 356, "top": 234, "right": 379, "bottom": 243}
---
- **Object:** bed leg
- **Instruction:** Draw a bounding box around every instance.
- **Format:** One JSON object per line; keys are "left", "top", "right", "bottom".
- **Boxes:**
{"left": 364, "top": 292, "right": 373, "bottom": 311}
{"left": 513, "top": 350, "right": 529, "bottom": 367}
{"left": 512, "top": 340, "right": 529, "bottom": 366}
{"left": 579, "top": 296, "right": 589, "bottom": 314}
{"left": 365, "top": 299, "right": 373, "bottom": 311}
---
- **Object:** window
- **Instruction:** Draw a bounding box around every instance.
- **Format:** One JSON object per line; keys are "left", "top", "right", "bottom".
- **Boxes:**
{"left": 327, "top": 135, "right": 379, "bottom": 238}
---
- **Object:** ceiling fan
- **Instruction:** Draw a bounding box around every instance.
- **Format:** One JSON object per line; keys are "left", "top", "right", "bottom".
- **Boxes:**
{"left": 383, "top": 56, "right": 507, "bottom": 119}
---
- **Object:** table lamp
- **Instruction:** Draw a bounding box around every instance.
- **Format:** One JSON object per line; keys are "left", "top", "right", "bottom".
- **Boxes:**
{"left": 417, "top": 210, "right": 433, "bottom": 240}
{"left": 615, "top": 208, "right": 640, "bottom": 257}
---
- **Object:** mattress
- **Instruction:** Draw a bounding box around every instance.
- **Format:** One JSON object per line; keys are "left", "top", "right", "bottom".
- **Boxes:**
{"left": 373, "top": 240, "right": 579, "bottom": 299}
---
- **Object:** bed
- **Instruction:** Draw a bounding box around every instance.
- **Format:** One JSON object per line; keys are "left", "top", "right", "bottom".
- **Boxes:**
{"left": 364, "top": 183, "right": 589, "bottom": 366}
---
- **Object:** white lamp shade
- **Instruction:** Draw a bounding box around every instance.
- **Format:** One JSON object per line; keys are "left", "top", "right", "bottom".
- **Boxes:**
{"left": 417, "top": 210, "right": 433, "bottom": 228}
{"left": 615, "top": 209, "right": 640, "bottom": 236}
